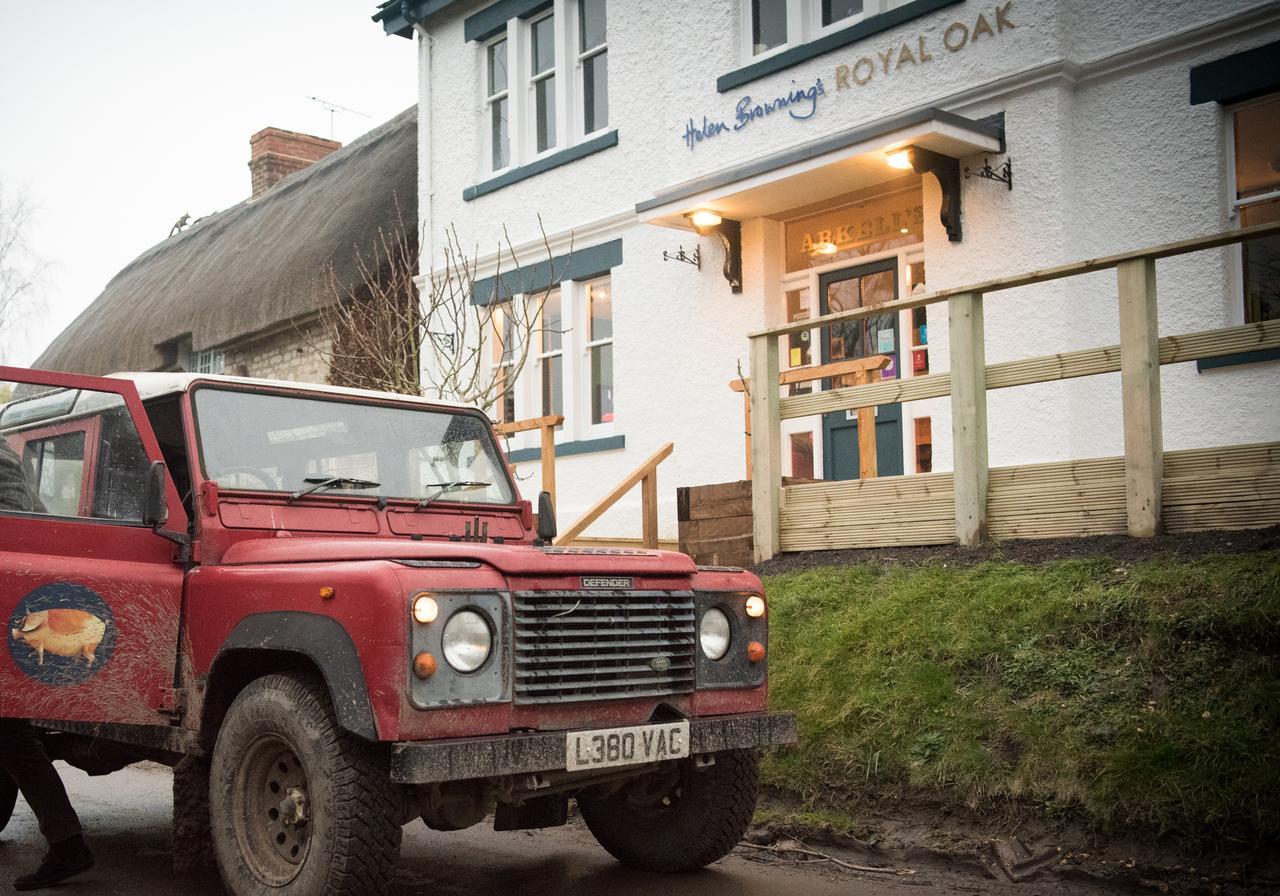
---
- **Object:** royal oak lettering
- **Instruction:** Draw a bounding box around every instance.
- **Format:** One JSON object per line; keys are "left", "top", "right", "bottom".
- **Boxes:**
{"left": 834, "top": 2, "right": 1015, "bottom": 94}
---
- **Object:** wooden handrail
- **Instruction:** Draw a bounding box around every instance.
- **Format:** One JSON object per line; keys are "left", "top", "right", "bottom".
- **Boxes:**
{"left": 554, "top": 442, "right": 674, "bottom": 549}
{"left": 493, "top": 414, "right": 563, "bottom": 436}
{"left": 728, "top": 356, "right": 892, "bottom": 391}
{"left": 493, "top": 414, "right": 563, "bottom": 510}
{"left": 748, "top": 219, "right": 1280, "bottom": 341}
{"left": 731, "top": 356, "right": 889, "bottom": 479}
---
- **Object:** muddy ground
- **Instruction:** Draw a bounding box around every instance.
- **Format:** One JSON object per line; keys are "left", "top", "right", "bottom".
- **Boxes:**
{"left": 0, "top": 763, "right": 1136, "bottom": 896}
{"left": 754, "top": 788, "right": 1280, "bottom": 895}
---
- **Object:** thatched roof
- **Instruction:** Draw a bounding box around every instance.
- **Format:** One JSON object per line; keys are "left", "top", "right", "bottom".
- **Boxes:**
{"left": 36, "top": 106, "right": 417, "bottom": 375}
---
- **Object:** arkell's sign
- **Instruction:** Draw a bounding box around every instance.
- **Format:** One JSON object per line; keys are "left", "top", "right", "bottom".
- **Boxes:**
{"left": 682, "top": 77, "right": 826, "bottom": 151}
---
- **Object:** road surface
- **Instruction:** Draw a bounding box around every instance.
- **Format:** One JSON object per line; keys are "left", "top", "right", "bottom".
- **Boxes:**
{"left": 0, "top": 762, "right": 1114, "bottom": 894}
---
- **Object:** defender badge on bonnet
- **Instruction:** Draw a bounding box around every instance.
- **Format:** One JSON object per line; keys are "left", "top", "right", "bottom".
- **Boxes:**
{"left": 649, "top": 656, "right": 672, "bottom": 673}
{"left": 580, "top": 576, "right": 633, "bottom": 589}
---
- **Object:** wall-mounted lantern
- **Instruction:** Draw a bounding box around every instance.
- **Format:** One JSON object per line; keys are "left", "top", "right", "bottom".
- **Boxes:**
{"left": 885, "top": 146, "right": 963, "bottom": 242}
{"left": 687, "top": 210, "right": 743, "bottom": 293}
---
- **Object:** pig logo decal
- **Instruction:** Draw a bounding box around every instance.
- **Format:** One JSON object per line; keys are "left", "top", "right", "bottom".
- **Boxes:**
{"left": 8, "top": 583, "right": 117, "bottom": 686}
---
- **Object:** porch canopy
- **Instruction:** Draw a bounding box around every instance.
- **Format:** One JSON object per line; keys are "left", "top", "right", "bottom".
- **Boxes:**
{"left": 636, "top": 107, "right": 1002, "bottom": 229}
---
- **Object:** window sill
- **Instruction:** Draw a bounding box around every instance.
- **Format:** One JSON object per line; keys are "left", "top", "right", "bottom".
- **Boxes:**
{"left": 505, "top": 434, "right": 625, "bottom": 464}
{"left": 1196, "top": 346, "right": 1280, "bottom": 372}
{"left": 717, "top": 0, "right": 963, "bottom": 93}
{"left": 463, "top": 130, "right": 619, "bottom": 201}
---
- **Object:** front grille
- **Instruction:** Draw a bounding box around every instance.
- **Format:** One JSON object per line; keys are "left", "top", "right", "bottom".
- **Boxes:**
{"left": 512, "top": 590, "right": 696, "bottom": 705}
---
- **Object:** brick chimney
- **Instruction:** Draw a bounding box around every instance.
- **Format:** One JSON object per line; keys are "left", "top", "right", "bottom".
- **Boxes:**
{"left": 248, "top": 127, "right": 341, "bottom": 199}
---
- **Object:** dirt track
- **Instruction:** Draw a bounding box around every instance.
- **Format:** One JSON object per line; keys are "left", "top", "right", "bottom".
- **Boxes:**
{"left": 0, "top": 762, "right": 1132, "bottom": 895}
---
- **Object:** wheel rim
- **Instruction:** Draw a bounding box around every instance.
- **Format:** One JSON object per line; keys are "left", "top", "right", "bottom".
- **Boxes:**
{"left": 232, "top": 734, "right": 313, "bottom": 886}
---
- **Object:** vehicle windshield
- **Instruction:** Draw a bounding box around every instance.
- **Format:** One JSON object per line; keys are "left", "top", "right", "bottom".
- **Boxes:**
{"left": 193, "top": 387, "right": 515, "bottom": 505}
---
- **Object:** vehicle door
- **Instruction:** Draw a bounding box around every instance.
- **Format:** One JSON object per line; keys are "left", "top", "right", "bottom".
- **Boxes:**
{"left": 0, "top": 367, "right": 188, "bottom": 727}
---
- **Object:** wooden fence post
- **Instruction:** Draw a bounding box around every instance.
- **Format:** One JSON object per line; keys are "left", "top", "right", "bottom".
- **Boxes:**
{"left": 1117, "top": 257, "right": 1163, "bottom": 537}
{"left": 540, "top": 419, "right": 557, "bottom": 512}
{"left": 641, "top": 471, "right": 659, "bottom": 549}
{"left": 949, "top": 292, "right": 988, "bottom": 546}
{"left": 553, "top": 443, "right": 673, "bottom": 547}
{"left": 749, "top": 334, "right": 781, "bottom": 562}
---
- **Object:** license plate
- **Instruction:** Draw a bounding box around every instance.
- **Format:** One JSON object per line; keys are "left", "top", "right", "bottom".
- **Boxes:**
{"left": 565, "top": 721, "right": 691, "bottom": 772}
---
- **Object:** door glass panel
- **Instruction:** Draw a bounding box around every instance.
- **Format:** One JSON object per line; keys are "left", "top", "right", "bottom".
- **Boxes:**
{"left": 860, "top": 270, "right": 894, "bottom": 306}
{"left": 860, "top": 271, "right": 898, "bottom": 380}
{"left": 0, "top": 382, "right": 150, "bottom": 522}
{"left": 824, "top": 267, "right": 898, "bottom": 387}
{"left": 31, "top": 433, "right": 86, "bottom": 517}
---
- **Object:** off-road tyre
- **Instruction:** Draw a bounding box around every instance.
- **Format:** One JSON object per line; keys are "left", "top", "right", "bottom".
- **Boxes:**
{"left": 172, "top": 755, "right": 215, "bottom": 873}
{"left": 210, "top": 672, "right": 402, "bottom": 896}
{"left": 577, "top": 749, "right": 760, "bottom": 872}
{"left": 0, "top": 769, "right": 16, "bottom": 834}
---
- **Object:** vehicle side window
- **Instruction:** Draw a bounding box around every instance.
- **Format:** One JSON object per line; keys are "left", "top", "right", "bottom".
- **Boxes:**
{"left": 143, "top": 395, "right": 195, "bottom": 520}
{"left": 93, "top": 408, "right": 151, "bottom": 521}
{"left": 0, "top": 381, "right": 153, "bottom": 523}
{"left": 24, "top": 432, "right": 86, "bottom": 516}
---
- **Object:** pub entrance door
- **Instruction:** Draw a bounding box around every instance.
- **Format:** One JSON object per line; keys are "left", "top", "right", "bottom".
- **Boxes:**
{"left": 818, "top": 259, "right": 903, "bottom": 480}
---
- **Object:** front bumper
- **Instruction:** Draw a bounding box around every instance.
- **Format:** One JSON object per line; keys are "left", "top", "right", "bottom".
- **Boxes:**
{"left": 390, "top": 711, "right": 797, "bottom": 784}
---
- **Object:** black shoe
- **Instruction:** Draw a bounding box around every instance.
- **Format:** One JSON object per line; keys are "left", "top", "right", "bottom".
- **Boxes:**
{"left": 13, "top": 836, "right": 94, "bottom": 891}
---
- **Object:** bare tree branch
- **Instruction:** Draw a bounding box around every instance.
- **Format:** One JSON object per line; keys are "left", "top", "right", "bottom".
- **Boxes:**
{"left": 0, "top": 182, "right": 49, "bottom": 364}
{"left": 306, "top": 207, "right": 571, "bottom": 423}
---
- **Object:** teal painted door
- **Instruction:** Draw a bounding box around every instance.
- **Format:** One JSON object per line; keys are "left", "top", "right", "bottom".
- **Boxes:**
{"left": 819, "top": 260, "right": 903, "bottom": 480}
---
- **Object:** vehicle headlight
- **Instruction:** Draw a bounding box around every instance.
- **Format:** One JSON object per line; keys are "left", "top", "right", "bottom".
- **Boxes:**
{"left": 441, "top": 609, "right": 492, "bottom": 673}
{"left": 699, "top": 608, "right": 732, "bottom": 661}
{"left": 412, "top": 594, "right": 439, "bottom": 624}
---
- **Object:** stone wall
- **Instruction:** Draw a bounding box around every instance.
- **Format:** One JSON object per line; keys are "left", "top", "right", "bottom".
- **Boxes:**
{"left": 223, "top": 321, "right": 332, "bottom": 385}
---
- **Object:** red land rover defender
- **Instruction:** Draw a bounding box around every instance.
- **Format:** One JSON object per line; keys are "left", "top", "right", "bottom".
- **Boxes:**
{"left": 0, "top": 366, "right": 794, "bottom": 895}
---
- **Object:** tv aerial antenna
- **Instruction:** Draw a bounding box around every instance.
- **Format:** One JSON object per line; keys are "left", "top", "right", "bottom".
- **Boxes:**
{"left": 307, "top": 96, "right": 371, "bottom": 139}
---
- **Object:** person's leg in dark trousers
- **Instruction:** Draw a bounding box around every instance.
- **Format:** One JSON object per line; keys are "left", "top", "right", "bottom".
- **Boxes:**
{"left": 0, "top": 720, "right": 93, "bottom": 890}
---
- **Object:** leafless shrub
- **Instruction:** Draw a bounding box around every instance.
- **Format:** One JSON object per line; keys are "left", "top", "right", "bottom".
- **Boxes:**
{"left": 311, "top": 207, "right": 565, "bottom": 421}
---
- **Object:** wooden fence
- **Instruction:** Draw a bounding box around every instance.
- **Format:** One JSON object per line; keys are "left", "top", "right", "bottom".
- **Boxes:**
{"left": 495, "top": 414, "right": 674, "bottom": 550}
{"left": 749, "top": 221, "right": 1280, "bottom": 562}
{"left": 554, "top": 442, "right": 673, "bottom": 549}
{"left": 494, "top": 414, "right": 563, "bottom": 511}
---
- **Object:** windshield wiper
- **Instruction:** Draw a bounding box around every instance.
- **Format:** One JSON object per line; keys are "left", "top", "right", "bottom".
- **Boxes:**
{"left": 289, "top": 476, "right": 381, "bottom": 503}
{"left": 417, "top": 480, "right": 491, "bottom": 508}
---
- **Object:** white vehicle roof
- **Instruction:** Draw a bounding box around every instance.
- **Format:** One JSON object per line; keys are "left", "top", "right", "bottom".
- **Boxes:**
{"left": 107, "top": 372, "right": 474, "bottom": 411}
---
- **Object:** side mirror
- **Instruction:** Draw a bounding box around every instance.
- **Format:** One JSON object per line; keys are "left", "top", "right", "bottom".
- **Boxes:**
{"left": 536, "top": 490, "right": 557, "bottom": 542}
{"left": 143, "top": 460, "right": 170, "bottom": 528}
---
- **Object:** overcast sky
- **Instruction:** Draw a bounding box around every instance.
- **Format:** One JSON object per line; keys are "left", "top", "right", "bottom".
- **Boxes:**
{"left": 0, "top": 1, "right": 417, "bottom": 366}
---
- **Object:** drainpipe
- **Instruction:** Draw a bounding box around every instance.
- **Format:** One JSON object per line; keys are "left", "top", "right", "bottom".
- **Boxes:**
{"left": 415, "top": 22, "right": 434, "bottom": 394}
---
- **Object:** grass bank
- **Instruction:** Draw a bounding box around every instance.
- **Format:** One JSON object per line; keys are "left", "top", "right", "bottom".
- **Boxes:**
{"left": 760, "top": 551, "right": 1280, "bottom": 839}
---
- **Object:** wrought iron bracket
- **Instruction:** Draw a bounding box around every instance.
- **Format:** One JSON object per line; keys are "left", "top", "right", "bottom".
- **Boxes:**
{"left": 663, "top": 245, "right": 701, "bottom": 269}
{"left": 908, "top": 146, "right": 962, "bottom": 242}
{"left": 708, "top": 218, "right": 743, "bottom": 293}
{"left": 965, "top": 156, "right": 1013, "bottom": 190}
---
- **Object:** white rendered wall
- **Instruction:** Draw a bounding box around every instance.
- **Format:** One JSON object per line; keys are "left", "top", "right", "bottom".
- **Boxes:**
{"left": 411, "top": 0, "right": 1280, "bottom": 540}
